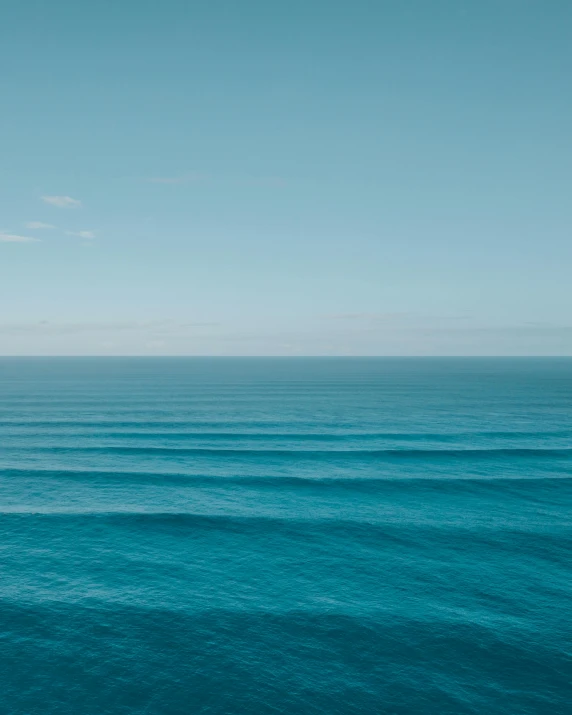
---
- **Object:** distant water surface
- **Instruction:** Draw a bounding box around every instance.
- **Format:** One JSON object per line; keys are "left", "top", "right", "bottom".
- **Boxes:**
{"left": 0, "top": 358, "right": 570, "bottom": 714}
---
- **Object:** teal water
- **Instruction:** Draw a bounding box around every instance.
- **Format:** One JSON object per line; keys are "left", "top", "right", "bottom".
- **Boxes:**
{"left": 0, "top": 358, "right": 570, "bottom": 714}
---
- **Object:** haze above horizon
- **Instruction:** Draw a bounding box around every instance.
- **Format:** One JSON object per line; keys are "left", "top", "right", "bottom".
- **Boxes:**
{"left": 1, "top": 0, "right": 571, "bottom": 356}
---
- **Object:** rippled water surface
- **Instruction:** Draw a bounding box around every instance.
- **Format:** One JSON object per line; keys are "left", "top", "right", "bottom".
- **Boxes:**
{"left": 0, "top": 357, "right": 571, "bottom": 714}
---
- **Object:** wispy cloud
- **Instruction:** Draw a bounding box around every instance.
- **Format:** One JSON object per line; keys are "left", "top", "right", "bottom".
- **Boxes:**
{"left": 323, "top": 312, "right": 473, "bottom": 324}
{"left": 0, "top": 321, "right": 158, "bottom": 335}
{"left": 66, "top": 230, "right": 96, "bottom": 239}
{"left": 147, "top": 172, "right": 206, "bottom": 184}
{"left": 41, "top": 195, "right": 82, "bottom": 208}
{"left": 146, "top": 340, "right": 166, "bottom": 349}
{"left": 324, "top": 312, "right": 413, "bottom": 322}
{"left": 241, "top": 175, "right": 288, "bottom": 188}
{"left": 0, "top": 320, "right": 219, "bottom": 335}
{"left": 146, "top": 172, "right": 287, "bottom": 187}
{"left": 25, "top": 221, "right": 55, "bottom": 230}
{"left": 0, "top": 232, "right": 39, "bottom": 243}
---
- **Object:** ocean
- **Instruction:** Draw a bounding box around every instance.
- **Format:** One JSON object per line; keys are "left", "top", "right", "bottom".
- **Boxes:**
{"left": 0, "top": 357, "right": 570, "bottom": 714}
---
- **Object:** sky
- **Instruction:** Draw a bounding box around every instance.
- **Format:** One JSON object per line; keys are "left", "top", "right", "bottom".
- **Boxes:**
{"left": 1, "top": 0, "right": 571, "bottom": 356}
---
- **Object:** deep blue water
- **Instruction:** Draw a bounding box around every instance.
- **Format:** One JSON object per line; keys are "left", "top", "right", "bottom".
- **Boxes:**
{"left": 0, "top": 357, "right": 570, "bottom": 714}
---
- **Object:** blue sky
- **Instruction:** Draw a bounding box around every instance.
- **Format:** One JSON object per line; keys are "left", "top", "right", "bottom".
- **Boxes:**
{"left": 1, "top": 0, "right": 571, "bottom": 355}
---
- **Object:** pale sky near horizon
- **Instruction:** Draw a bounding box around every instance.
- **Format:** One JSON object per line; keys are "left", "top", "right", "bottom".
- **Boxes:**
{"left": 1, "top": 0, "right": 571, "bottom": 355}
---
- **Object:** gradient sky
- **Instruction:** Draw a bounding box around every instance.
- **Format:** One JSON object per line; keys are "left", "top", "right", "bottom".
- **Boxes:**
{"left": 1, "top": 0, "right": 571, "bottom": 355}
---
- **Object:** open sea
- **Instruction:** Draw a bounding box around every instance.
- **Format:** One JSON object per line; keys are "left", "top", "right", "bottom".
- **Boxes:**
{"left": 0, "top": 357, "right": 570, "bottom": 714}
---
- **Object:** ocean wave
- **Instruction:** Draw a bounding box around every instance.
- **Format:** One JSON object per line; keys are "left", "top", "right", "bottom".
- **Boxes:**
{"left": 0, "top": 601, "right": 568, "bottom": 715}
{"left": 1, "top": 510, "right": 570, "bottom": 541}
{"left": 5, "top": 445, "right": 572, "bottom": 459}
{"left": 2, "top": 467, "right": 572, "bottom": 487}
{"left": 2, "top": 421, "right": 572, "bottom": 440}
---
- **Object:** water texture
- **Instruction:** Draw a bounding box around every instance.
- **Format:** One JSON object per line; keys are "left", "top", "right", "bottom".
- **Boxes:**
{"left": 0, "top": 358, "right": 570, "bottom": 714}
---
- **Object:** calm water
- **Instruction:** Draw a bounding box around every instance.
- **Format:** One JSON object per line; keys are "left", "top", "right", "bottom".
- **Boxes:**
{"left": 0, "top": 358, "right": 570, "bottom": 714}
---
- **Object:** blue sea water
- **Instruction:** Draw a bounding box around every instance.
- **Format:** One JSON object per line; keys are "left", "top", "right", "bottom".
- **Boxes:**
{"left": 0, "top": 357, "right": 570, "bottom": 714}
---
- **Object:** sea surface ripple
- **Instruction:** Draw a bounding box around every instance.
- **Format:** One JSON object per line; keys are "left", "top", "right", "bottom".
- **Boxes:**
{"left": 0, "top": 358, "right": 571, "bottom": 714}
